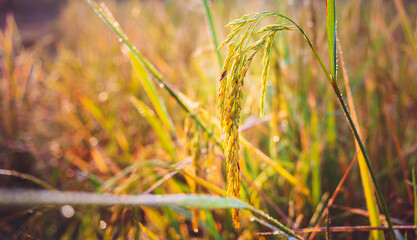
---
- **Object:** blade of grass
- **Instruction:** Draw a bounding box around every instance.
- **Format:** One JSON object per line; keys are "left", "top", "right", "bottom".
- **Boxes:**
{"left": 0, "top": 189, "right": 302, "bottom": 239}
{"left": 338, "top": 39, "right": 384, "bottom": 240}
{"left": 130, "top": 96, "right": 176, "bottom": 160}
{"left": 99, "top": 161, "right": 153, "bottom": 192}
{"left": 202, "top": 0, "right": 222, "bottom": 68}
{"left": 143, "top": 158, "right": 191, "bottom": 194}
{"left": 77, "top": 92, "right": 112, "bottom": 131}
{"left": 240, "top": 136, "right": 310, "bottom": 196}
{"left": 129, "top": 52, "right": 177, "bottom": 138}
{"left": 326, "top": 0, "right": 337, "bottom": 78}
{"left": 138, "top": 221, "right": 159, "bottom": 240}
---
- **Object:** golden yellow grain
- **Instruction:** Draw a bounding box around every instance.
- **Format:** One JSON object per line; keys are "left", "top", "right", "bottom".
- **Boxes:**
{"left": 260, "top": 34, "right": 274, "bottom": 118}
{"left": 218, "top": 14, "right": 294, "bottom": 228}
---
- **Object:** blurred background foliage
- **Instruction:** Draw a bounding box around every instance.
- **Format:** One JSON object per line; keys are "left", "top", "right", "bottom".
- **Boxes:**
{"left": 1, "top": 0, "right": 417, "bottom": 239}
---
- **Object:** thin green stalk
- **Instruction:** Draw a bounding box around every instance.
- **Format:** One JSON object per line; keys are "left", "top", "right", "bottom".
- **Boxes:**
{"left": 202, "top": 0, "right": 223, "bottom": 68}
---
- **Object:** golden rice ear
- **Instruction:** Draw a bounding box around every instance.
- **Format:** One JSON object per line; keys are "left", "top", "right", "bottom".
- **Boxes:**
{"left": 260, "top": 34, "right": 274, "bottom": 119}
{"left": 218, "top": 12, "right": 284, "bottom": 229}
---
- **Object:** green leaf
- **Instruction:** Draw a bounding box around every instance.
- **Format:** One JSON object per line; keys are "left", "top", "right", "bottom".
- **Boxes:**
{"left": 326, "top": 0, "right": 337, "bottom": 80}
{"left": 138, "top": 222, "right": 160, "bottom": 240}
{"left": 0, "top": 189, "right": 301, "bottom": 239}
{"left": 129, "top": 52, "right": 177, "bottom": 138}
{"left": 78, "top": 93, "right": 112, "bottom": 131}
{"left": 130, "top": 96, "right": 176, "bottom": 160}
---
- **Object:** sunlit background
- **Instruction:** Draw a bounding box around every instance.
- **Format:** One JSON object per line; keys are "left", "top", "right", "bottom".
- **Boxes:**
{"left": 1, "top": 0, "right": 417, "bottom": 239}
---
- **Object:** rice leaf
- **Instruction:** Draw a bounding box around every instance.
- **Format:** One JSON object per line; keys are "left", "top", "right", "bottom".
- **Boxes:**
{"left": 129, "top": 52, "right": 177, "bottom": 138}
{"left": 202, "top": 0, "right": 222, "bottom": 68}
{"left": 138, "top": 222, "right": 160, "bottom": 240}
{"left": 240, "top": 137, "right": 310, "bottom": 196}
{"left": 78, "top": 93, "right": 112, "bottom": 131}
{"left": 130, "top": 96, "right": 176, "bottom": 160}
{"left": 0, "top": 189, "right": 301, "bottom": 239}
{"left": 326, "top": 0, "right": 337, "bottom": 79}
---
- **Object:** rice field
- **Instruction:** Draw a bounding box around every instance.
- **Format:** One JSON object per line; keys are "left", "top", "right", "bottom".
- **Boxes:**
{"left": 1, "top": 0, "right": 417, "bottom": 239}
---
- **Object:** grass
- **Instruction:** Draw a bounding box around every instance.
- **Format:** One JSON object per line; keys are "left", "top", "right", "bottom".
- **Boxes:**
{"left": 1, "top": 0, "right": 417, "bottom": 239}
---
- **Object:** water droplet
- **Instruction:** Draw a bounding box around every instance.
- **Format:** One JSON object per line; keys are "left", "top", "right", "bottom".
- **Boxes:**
{"left": 98, "top": 91, "right": 109, "bottom": 102}
{"left": 100, "top": 220, "right": 107, "bottom": 229}
{"left": 27, "top": 209, "right": 33, "bottom": 214}
{"left": 273, "top": 231, "right": 280, "bottom": 235}
{"left": 249, "top": 217, "right": 255, "bottom": 221}
{"left": 273, "top": 136, "right": 280, "bottom": 143}
{"left": 89, "top": 137, "right": 98, "bottom": 147}
{"left": 159, "top": 83, "right": 164, "bottom": 88}
{"left": 193, "top": 228, "right": 199, "bottom": 233}
{"left": 61, "top": 205, "right": 75, "bottom": 218}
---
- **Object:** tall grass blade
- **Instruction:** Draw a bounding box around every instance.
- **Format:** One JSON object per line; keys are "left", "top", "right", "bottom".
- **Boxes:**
{"left": 130, "top": 96, "right": 176, "bottom": 160}
{"left": 138, "top": 221, "right": 160, "bottom": 240}
{"left": 202, "top": 0, "right": 222, "bottom": 68}
{"left": 326, "top": 0, "right": 337, "bottom": 78}
{"left": 240, "top": 136, "right": 310, "bottom": 196}
{"left": 0, "top": 189, "right": 302, "bottom": 239}
{"left": 129, "top": 52, "right": 177, "bottom": 138}
{"left": 78, "top": 92, "right": 112, "bottom": 131}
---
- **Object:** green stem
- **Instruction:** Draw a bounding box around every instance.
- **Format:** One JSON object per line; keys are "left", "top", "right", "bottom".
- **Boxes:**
{"left": 202, "top": 0, "right": 223, "bottom": 68}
